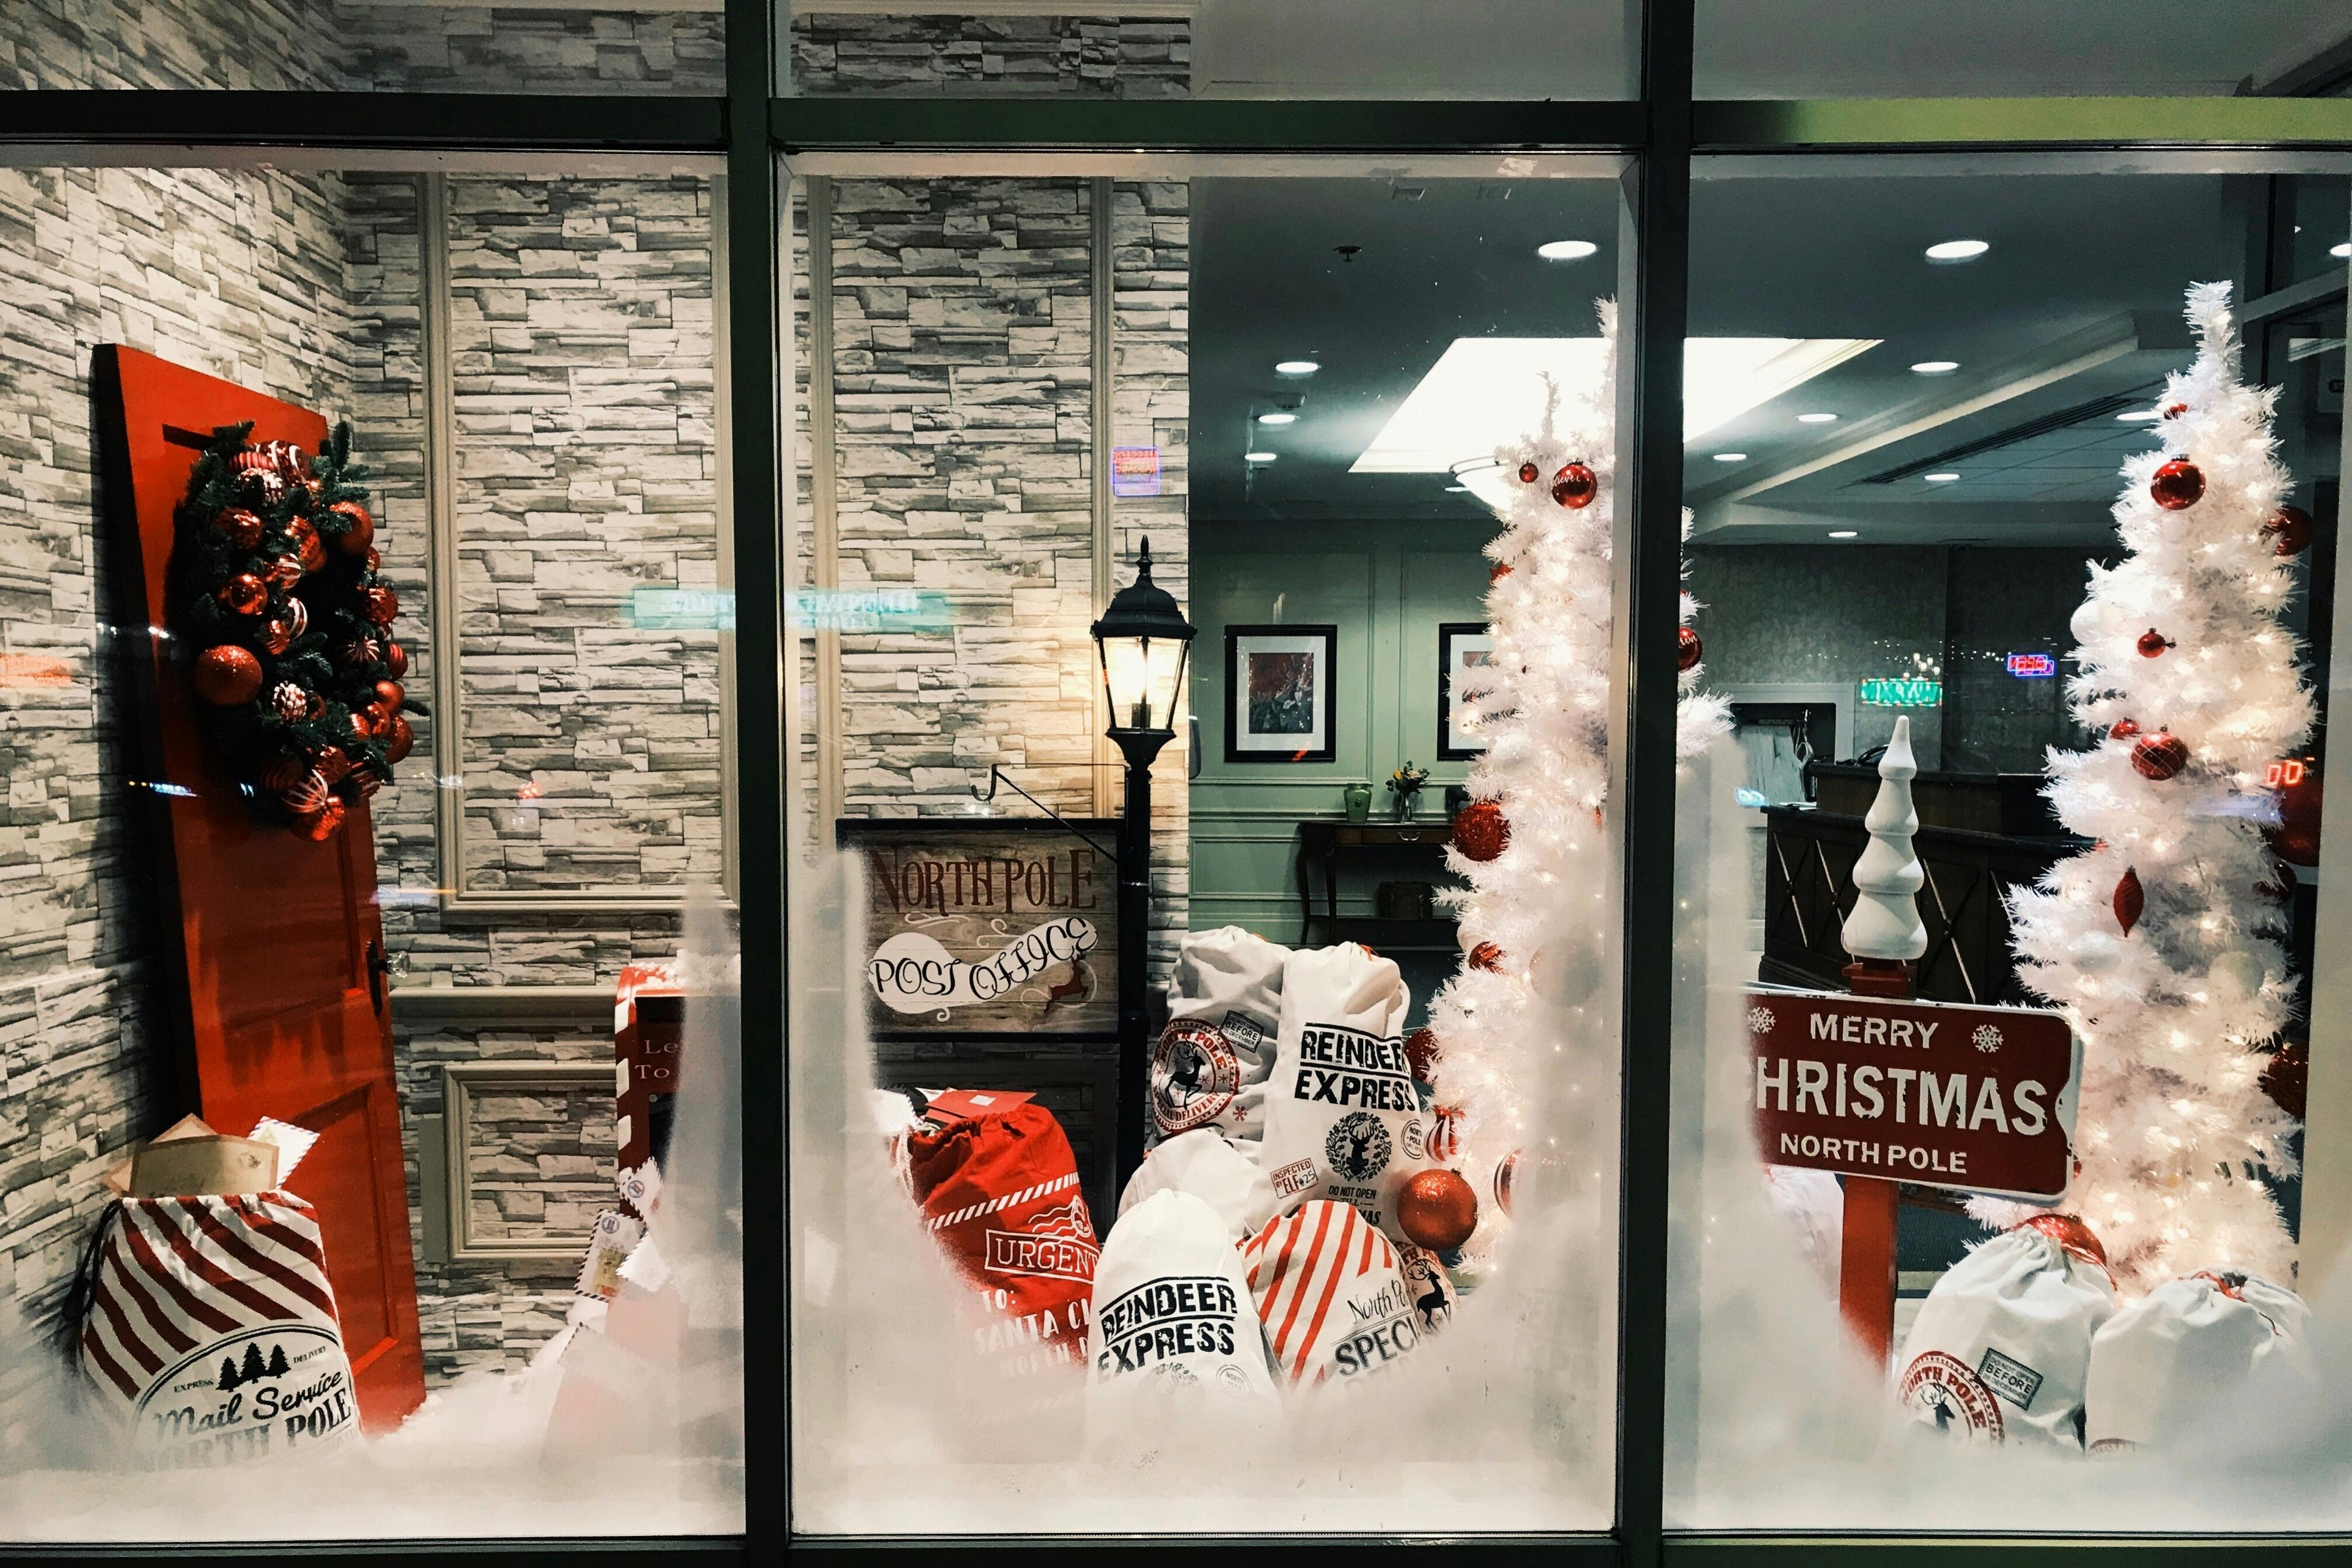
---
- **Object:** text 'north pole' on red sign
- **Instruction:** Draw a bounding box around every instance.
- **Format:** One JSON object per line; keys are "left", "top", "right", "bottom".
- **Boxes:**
{"left": 1746, "top": 986, "right": 2082, "bottom": 1202}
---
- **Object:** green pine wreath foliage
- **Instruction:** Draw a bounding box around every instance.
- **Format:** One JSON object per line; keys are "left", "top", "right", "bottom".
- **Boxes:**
{"left": 167, "top": 421, "right": 420, "bottom": 838}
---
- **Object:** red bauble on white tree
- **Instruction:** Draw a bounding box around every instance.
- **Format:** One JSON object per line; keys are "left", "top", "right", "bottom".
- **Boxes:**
{"left": 1987, "top": 283, "right": 2312, "bottom": 1290}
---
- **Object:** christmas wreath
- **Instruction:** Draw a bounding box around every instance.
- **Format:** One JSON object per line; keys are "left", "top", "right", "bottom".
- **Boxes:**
{"left": 169, "top": 422, "right": 418, "bottom": 841}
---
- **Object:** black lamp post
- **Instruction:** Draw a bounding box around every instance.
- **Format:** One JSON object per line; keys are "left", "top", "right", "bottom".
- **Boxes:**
{"left": 1089, "top": 538, "right": 1195, "bottom": 1182}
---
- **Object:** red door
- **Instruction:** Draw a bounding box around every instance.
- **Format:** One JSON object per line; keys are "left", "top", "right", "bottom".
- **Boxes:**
{"left": 95, "top": 346, "right": 427, "bottom": 1432}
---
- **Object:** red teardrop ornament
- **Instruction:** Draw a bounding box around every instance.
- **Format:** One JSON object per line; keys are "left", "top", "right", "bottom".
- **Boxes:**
{"left": 2114, "top": 866, "right": 2145, "bottom": 936}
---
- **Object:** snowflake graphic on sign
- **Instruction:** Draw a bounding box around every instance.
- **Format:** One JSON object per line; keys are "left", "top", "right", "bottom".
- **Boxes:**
{"left": 1972, "top": 1024, "right": 2004, "bottom": 1054}
{"left": 1747, "top": 1006, "right": 1776, "bottom": 1036}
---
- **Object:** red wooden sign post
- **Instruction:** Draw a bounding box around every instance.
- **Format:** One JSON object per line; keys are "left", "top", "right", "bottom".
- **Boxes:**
{"left": 1837, "top": 958, "right": 1911, "bottom": 1366}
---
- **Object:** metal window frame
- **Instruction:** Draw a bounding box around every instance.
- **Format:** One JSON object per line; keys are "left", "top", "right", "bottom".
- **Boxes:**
{"left": 5, "top": 0, "right": 2352, "bottom": 1556}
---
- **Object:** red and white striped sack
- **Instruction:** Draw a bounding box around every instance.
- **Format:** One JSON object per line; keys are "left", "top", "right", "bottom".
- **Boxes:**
{"left": 78, "top": 1193, "right": 358, "bottom": 1467}
{"left": 1242, "top": 1198, "right": 1425, "bottom": 1388}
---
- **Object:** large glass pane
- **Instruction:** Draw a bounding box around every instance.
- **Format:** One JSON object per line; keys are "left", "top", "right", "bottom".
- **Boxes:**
{"left": 1, "top": 4, "right": 723, "bottom": 92}
{"left": 0, "top": 155, "right": 740, "bottom": 1539}
{"left": 784, "top": 2, "right": 1642, "bottom": 100}
{"left": 1666, "top": 156, "right": 2352, "bottom": 1530}
{"left": 1697, "top": 1, "right": 2352, "bottom": 99}
{"left": 786, "top": 159, "right": 1632, "bottom": 1532}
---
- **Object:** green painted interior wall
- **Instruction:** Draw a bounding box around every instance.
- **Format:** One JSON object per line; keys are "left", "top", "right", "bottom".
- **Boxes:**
{"left": 1187, "top": 517, "right": 1499, "bottom": 946}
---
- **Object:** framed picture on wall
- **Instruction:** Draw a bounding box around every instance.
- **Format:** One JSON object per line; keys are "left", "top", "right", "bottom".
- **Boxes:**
{"left": 1224, "top": 624, "right": 1338, "bottom": 763}
{"left": 1438, "top": 622, "right": 1495, "bottom": 760}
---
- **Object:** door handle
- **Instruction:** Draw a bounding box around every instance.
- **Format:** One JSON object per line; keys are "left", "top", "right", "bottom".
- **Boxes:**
{"left": 365, "top": 940, "right": 391, "bottom": 1013}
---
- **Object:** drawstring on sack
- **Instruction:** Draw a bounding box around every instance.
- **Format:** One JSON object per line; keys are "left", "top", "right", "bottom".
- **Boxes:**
{"left": 57, "top": 1198, "right": 122, "bottom": 1387}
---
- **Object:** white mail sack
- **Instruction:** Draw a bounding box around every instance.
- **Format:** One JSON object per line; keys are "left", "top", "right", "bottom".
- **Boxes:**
{"left": 1085, "top": 1189, "right": 1279, "bottom": 1433}
{"left": 1150, "top": 926, "right": 1287, "bottom": 1149}
{"left": 1895, "top": 1218, "right": 2115, "bottom": 1448}
{"left": 1119, "top": 1127, "right": 1277, "bottom": 1242}
{"left": 1259, "top": 943, "right": 1432, "bottom": 1240}
{"left": 1242, "top": 1199, "right": 1426, "bottom": 1388}
{"left": 2085, "top": 1270, "right": 2313, "bottom": 1454}
{"left": 78, "top": 1194, "right": 358, "bottom": 1466}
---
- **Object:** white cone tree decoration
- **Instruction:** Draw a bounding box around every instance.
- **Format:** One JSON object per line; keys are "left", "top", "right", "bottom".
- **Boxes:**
{"left": 1422, "top": 300, "right": 1729, "bottom": 1253}
{"left": 1843, "top": 716, "right": 1927, "bottom": 968}
{"left": 1983, "top": 282, "right": 2311, "bottom": 1291}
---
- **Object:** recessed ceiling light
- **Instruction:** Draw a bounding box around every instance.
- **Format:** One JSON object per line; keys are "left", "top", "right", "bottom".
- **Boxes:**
{"left": 1713, "top": 453, "right": 1747, "bottom": 462}
{"left": 1352, "top": 335, "right": 1880, "bottom": 474}
{"left": 1797, "top": 412, "right": 1838, "bottom": 424}
{"left": 1536, "top": 240, "right": 1599, "bottom": 261}
{"left": 2334, "top": 242, "right": 2351, "bottom": 259}
{"left": 1246, "top": 451, "right": 1277, "bottom": 463}
{"left": 1925, "top": 472, "right": 1961, "bottom": 483}
{"left": 2116, "top": 408, "right": 2160, "bottom": 422}
{"left": 1275, "top": 360, "right": 1320, "bottom": 376}
{"left": 1829, "top": 530, "right": 1859, "bottom": 539}
{"left": 1444, "top": 484, "right": 1470, "bottom": 493}
{"left": 1911, "top": 360, "right": 1960, "bottom": 375}
{"left": 1256, "top": 411, "right": 1297, "bottom": 425}
{"left": 1924, "top": 239, "right": 1990, "bottom": 262}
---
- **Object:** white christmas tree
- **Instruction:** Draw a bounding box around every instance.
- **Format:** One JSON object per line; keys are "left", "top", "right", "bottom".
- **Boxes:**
{"left": 1842, "top": 715, "right": 1927, "bottom": 969}
{"left": 1422, "top": 300, "right": 1729, "bottom": 1249}
{"left": 1982, "top": 282, "right": 2311, "bottom": 1292}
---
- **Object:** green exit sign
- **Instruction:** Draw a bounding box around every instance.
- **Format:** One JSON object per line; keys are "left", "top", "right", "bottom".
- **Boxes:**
{"left": 1859, "top": 677, "right": 1941, "bottom": 708}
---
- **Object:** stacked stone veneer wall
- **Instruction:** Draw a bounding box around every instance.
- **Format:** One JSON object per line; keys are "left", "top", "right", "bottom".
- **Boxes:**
{"left": 792, "top": 12, "right": 1190, "bottom": 97}
{"left": 0, "top": 163, "right": 369, "bottom": 1428}
{"left": 805, "top": 174, "right": 1189, "bottom": 979}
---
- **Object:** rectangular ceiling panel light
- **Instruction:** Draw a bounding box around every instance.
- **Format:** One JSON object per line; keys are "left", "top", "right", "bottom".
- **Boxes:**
{"left": 1350, "top": 335, "right": 1880, "bottom": 474}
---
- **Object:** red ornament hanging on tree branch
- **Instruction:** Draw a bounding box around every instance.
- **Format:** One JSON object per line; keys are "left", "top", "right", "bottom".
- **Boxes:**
{"left": 2131, "top": 730, "right": 2189, "bottom": 780}
{"left": 1551, "top": 462, "right": 1598, "bottom": 509}
{"left": 2137, "top": 628, "right": 2172, "bottom": 659}
{"left": 1677, "top": 626, "right": 1702, "bottom": 673}
{"left": 2150, "top": 459, "right": 2205, "bottom": 510}
{"left": 2114, "top": 866, "right": 2145, "bottom": 936}
{"left": 1453, "top": 800, "right": 1510, "bottom": 862}
{"left": 2263, "top": 505, "right": 2312, "bottom": 559}
{"left": 1396, "top": 1168, "right": 1479, "bottom": 1251}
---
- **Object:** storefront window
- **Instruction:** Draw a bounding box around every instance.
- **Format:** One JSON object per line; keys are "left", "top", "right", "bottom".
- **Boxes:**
{"left": 1665, "top": 156, "right": 2352, "bottom": 1529}
{"left": 0, "top": 154, "right": 742, "bottom": 1538}
{"left": 787, "top": 159, "right": 1634, "bottom": 1534}
{"left": 782, "top": 2, "right": 1643, "bottom": 101}
{"left": 5, "top": 4, "right": 724, "bottom": 92}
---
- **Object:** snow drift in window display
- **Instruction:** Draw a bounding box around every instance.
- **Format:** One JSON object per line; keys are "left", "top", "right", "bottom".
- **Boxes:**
{"left": 791, "top": 308, "right": 1705, "bottom": 1535}
{"left": 1665, "top": 283, "right": 2352, "bottom": 1534}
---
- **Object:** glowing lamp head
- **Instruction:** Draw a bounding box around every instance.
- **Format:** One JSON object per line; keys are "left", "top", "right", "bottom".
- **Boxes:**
{"left": 1091, "top": 537, "right": 1196, "bottom": 737}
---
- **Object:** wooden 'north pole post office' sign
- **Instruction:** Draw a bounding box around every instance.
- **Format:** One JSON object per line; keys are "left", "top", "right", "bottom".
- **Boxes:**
{"left": 838, "top": 820, "right": 1120, "bottom": 1038}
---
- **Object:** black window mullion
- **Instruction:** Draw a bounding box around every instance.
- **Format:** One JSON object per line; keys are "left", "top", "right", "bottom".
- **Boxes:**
{"left": 1614, "top": 0, "right": 1696, "bottom": 1564}
{"left": 725, "top": 0, "right": 784, "bottom": 1556}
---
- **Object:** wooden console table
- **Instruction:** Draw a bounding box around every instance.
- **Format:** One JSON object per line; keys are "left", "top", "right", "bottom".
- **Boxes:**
{"left": 1295, "top": 818, "right": 1459, "bottom": 951}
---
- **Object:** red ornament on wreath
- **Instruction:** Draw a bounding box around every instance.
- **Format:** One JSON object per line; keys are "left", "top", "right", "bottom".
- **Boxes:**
{"left": 328, "top": 500, "right": 375, "bottom": 558}
{"left": 288, "top": 517, "right": 326, "bottom": 574}
{"left": 1516, "top": 460, "right": 1540, "bottom": 485}
{"left": 361, "top": 702, "right": 391, "bottom": 738}
{"left": 1468, "top": 940, "right": 1506, "bottom": 974}
{"left": 2137, "top": 628, "right": 2172, "bottom": 659}
{"left": 295, "top": 799, "right": 346, "bottom": 843}
{"left": 2114, "top": 866, "right": 2145, "bottom": 937}
{"left": 373, "top": 680, "right": 404, "bottom": 715}
{"left": 364, "top": 547, "right": 381, "bottom": 573}
{"left": 361, "top": 585, "right": 400, "bottom": 625}
{"left": 1454, "top": 800, "right": 1509, "bottom": 862}
{"left": 313, "top": 746, "right": 353, "bottom": 786}
{"left": 216, "top": 573, "right": 267, "bottom": 615}
{"left": 2131, "top": 730, "right": 2189, "bottom": 780}
{"left": 257, "top": 616, "right": 293, "bottom": 656}
{"left": 213, "top": 507, "right": 264, "bottom": 550}
{"left": 383, "top": 641, "right": 408, "bottom": 680}
{"left": 385, "top": 715, "right": 417, "bottom": 765}
{"left": 347, "top": 710, "right": 373, "bottom": 746}
{"left": 265, "top": 681, "right": 306, "bottom": 722}
{"left": 193, "top": 645, "right": 263, "bottom": 706}
{"left": 279, "top": 769, "right": 330, "bottom": 817}
{"left": 1396, "top": 1168, "right": 1479, "bottom": 1251}
{"left": 2264, "top": 505, "right": 2313, "bottom": 559}
{"left": 1677, "top": 626, "right": 1703, "bottom": 673}
{"left": 346, "top": 765, "right": 384, "bottom": 801}
{"left": 1551, "top": 461, "right": 1598, "bottom": 509}
{"left": 2150, "top": 459, "right": 2205, "bottom": 510}
{"left": 339, "top": 635, "right": 383, "bottom": 668}
{"left": 260, "top": 754, "right": 307, "bottom": 794}
{"left": 263, "top": 555, "right": 303, "bottom": 592}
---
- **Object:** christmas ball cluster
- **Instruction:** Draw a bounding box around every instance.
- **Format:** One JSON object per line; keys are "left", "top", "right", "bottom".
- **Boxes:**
{"left": 1515, "top": 455, "right": 1596, "bottom": 510}
{"left": 173, "top": 428, "right": 413, "bottom": 840}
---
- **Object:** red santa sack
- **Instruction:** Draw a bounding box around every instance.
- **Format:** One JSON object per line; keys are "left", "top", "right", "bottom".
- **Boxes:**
{"left": 908, "top": 1091, "right": 1099, "bottom": 1370}
{"left": 77, "top": 1193, "right": 358, "bottom": 1466}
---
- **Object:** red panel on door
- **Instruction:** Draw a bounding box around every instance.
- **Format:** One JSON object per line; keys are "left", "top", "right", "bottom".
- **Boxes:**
{"left": 95, "top": 346, "right": 427, "bottom": 1432}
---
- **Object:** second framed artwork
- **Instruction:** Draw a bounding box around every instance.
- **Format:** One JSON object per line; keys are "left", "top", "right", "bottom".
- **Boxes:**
{"left": 1224, "top": 624, "right": 1338, "bottom": 763}
{"left": 1438, "top": 622, "right": 1494, "bottom": 760}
